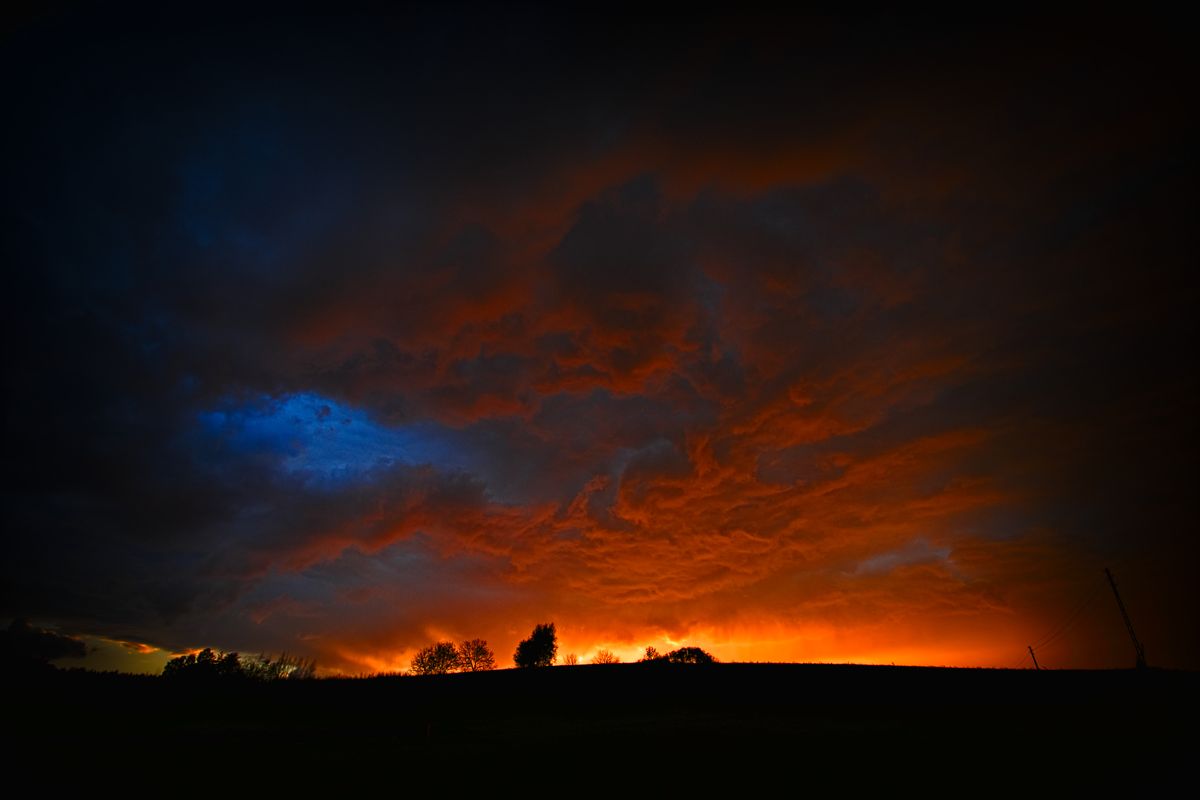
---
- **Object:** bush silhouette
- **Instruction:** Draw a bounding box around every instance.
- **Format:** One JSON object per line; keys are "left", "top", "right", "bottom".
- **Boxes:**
{"left": 514, "top": 623, "right": 557, "bottom": 668}
{"left": 243, "top": 652, "right": 317, "bottom": 680}
{"left": 641, "top": 646, "right": 717, "bottom": 665}
{"left": 591, "top": 649, "right": 620, "bottom": 664}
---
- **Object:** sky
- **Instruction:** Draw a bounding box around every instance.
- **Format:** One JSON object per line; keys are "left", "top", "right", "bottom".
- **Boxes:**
{"left": 3, "top": 8, "right": 1195, "bottom": 674}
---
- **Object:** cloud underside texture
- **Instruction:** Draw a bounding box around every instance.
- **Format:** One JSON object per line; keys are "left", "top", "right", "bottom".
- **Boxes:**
{"left": 3, "top": 11, "right": 1196, "bottom": 670}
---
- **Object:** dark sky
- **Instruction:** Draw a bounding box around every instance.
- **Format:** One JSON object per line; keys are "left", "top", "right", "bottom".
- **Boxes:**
{"left": 3, "top": 7, "right": 1195, "bottom": 673}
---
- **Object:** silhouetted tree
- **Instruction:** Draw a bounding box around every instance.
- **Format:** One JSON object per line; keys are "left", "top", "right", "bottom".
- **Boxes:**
{"left": 456, "top": 639, "right": 497, "bottom": 671}
{"left": 162, "top": 652, "right": 195, "bottom": 677}
{"left": 216, "top": 651, "right": 242, "bottom": 677}
{"left": 561, "top": 653, "right": 579, "bottom": 665}
{"left": 195, "top": 647, "right": 218, "bottom": 675}
{"left": 163, "top": 647, "right": 247, "bottom": 679}
{"left": 411, "top": 641, "right": 461, "bottom": 675}
{"left": 640, "top": 646, "right": 660, "bottom": 662}
{"left": 661, "top": 646, "right": 717, "bottom": 664}
{"left": 514, "top": 622, "right": 557, "bottom": 668}
{"left": 591, "top": 649, "right": 620, "bottom": 664}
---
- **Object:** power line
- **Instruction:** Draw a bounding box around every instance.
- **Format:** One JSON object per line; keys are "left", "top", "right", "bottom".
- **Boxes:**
{"left": 1030, "top": 583, "right": 1104, "bottom": 651}
{"left": 1016, "top": 576, "right": 1107, "bottom": 668}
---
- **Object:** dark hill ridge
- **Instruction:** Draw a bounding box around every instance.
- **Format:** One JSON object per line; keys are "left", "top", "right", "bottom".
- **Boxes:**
{"left": 8, "top": 664, "right": 1195, "bottom": 785}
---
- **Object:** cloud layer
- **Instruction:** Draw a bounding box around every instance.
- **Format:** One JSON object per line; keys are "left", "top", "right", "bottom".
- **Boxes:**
{"left": 3, "top": 10, "right": 1195, "bottom": 672}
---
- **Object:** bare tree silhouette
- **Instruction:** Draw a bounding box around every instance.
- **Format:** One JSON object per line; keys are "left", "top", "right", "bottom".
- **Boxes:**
{"left": 591, "top": 649, "right": 620, "bottom": 664}
{"left": 411, "top": 641, "right": 461, "bottom": 675}
{"left": 456, "top": 639, "right": 497, "bottom": 671}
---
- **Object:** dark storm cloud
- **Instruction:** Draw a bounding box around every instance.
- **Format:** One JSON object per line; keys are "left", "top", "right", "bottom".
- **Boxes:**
{"left": 3, "top": 9, "right": 1195, "bottom": 670}
{"left": 1, "top": 619, "right": 87, "bottom": 662}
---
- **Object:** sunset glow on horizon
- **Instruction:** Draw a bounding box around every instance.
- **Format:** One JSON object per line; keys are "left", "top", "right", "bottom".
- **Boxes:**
{"left": 5, "top": 10, "right": 1195, "bottom": 676}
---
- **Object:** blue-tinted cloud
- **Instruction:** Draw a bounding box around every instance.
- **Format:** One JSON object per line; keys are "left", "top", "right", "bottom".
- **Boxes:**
{"left": 196, "top": 392, "right": 469, "bottom": 487}
{"left": 854, "top": 539, "right": 953, "bottom": 577}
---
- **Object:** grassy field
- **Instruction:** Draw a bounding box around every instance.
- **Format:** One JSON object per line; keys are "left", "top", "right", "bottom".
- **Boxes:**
{"left": 8, "top": 663, "right": 1194, "bottom": 787}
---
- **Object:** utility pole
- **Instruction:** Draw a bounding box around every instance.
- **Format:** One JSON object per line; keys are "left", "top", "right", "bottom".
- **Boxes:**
{"left": 1104, "top": 568, "right": 1147, "bottom": 669}
{"left": 1027, "top": 645, "right": 1040, "bottom": 670}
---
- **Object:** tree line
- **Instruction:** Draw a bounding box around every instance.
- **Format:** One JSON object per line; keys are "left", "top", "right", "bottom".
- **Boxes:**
{"left": 155, "top": 621, "right": 717, "bottom": 678}
{"left": 162, "top": 649, "right": 317, "bottom": 680}
{"left": 408, "top": 622, "right": 716, "bottom": 674}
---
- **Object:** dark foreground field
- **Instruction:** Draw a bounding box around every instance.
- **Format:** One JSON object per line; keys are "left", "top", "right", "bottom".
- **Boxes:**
{"left": 8, "top": 664, "right": 1196, "bottom": 787}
